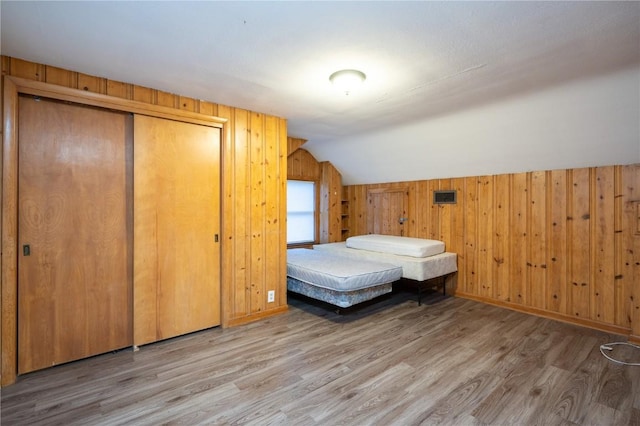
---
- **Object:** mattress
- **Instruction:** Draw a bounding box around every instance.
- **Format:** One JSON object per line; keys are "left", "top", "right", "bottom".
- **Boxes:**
{"left": 346, "top": 234, "right": 445, "bottom": 258}
{"left": 287, "top": 277, "right": 394, "bottom": 309}
{"left": 313, "top": 242, "right": 457, "bottom": 282}
{"left": 287, "top": 248, "right": 402, "bottom": 291}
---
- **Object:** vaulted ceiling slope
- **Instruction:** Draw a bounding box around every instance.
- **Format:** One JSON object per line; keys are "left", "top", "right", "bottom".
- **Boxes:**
{"left": 2, "top": 1, "right": 639, "bottom": 184}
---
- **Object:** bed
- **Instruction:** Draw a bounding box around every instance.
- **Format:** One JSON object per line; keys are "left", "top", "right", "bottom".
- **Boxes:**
{"left": 313, "top": 234, "right": 457, "bottom": 304}
{"left": 286, "top": 248, "right": 402, "bottom": 308}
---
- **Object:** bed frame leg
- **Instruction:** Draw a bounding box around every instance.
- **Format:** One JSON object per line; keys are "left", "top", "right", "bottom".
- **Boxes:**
{"left": 442, "top": 275, "right": 446, "bottom": 296}
{"left": 416, "top": 274, "right": 450, "bottom": 306}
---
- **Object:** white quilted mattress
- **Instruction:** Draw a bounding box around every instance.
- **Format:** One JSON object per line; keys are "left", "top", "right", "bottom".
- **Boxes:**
{"left": 346, "top": 234, "right": 445, "bottom": 258}
{"left": 313, "top": 242, "right": 457, "bottom": 282}
{"left": 287, "top": 248, "right": 402, "bottom": 291}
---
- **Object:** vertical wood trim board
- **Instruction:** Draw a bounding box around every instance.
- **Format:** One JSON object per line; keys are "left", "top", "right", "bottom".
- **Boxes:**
{"left": 493, "top": 174, "right": 510, "bottom": 302}
{"left": 1, "top": 76, "right": 19, "bottom": 387}
{"left": 319, "top": 161, "right": 343, "bottom": 244}
{"left": 344, "top": 165, "right": 640, "bottom": 337}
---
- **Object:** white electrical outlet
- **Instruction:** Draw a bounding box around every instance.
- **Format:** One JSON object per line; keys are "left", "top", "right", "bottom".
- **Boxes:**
{"left": 267, "top": 290, "right": 275, "bottom": 303}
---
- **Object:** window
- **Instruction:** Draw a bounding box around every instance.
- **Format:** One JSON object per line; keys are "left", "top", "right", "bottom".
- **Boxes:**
{"left": 287, "top": 180, "right": 315, "bottom": 244}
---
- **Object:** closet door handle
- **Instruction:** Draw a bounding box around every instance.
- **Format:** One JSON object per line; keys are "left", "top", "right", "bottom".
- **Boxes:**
{"left": 23, "top": 244, "right": 31, "bottom": 256}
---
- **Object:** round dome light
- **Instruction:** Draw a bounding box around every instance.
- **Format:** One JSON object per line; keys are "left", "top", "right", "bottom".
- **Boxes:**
{"left": 329, "top": 69, "right": 366, "bottom": 95}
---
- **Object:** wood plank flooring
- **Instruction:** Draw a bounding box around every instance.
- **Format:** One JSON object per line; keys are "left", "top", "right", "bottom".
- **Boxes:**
{"left": 2, "top": 289, "right": 639, "bottom": 425}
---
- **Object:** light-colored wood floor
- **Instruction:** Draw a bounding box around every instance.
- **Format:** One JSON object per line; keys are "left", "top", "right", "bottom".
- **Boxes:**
{"left": 2, "top": 289, "right": 639, "bottom": 425}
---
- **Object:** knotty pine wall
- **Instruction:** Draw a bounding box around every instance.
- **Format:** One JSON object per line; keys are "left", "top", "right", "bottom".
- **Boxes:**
{"left": 287, "top": 142, "right": 343, "bottom": 244}
{"left": 1, "top": 56, "right": 288, "bottom": 330}
{"left": 345, "top": 165, "right": 640, "bottom": 341}
{"left": 319, "top": 161, "right": 343, "bottom": 244}
{"left": 288, "top": 145, "right": 321, "bottom": 180}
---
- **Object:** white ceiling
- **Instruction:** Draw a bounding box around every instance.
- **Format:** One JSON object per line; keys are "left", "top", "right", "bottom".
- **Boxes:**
{"left": 2, "top": 1, "right": 639, "bottom": 182}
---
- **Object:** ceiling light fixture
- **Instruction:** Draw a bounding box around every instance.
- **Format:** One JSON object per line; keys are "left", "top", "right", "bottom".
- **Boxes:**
{"left": 329, "top": 69, "right": 366, "bottom": 95}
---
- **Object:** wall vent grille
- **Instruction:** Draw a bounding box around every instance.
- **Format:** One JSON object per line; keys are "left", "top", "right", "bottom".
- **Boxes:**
{"left": 434, "top": 190, "right": 457, "bottom": 204}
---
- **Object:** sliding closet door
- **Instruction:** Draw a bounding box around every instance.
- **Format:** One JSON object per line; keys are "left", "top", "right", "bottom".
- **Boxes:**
{"left": 134, "top": 115, "right": 221, "bottom": 346}
{"left": 17, "top": 96, "right": 132, "bottom": 374}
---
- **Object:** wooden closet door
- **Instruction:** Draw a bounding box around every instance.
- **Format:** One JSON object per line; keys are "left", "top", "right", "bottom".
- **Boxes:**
{"left": 134, "top": 115, "right": 221, "bottom": 346}
{"left": 367, "top": 189, "right": 409, "bottom": 236}
{"left": 18, "top": 96, "right": 132, "bottom": 374}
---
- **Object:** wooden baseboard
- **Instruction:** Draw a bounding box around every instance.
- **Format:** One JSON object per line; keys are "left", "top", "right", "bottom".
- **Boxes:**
{"left": 454, "top": 292, "right": 632, "bottom": 338}
{"left": 629, "top": 335, "right": 640, "bottom": 345}
{"left": 223, "top": 305, "right": 289, "bottom": 328}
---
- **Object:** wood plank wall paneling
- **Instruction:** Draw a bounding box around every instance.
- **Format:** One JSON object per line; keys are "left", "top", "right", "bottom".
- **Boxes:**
{"left": 494, "top": 174, "right": 510, "bottom": 302}
{"left": 593, "top": 167, "right": 615, "bottom": 324}
{"left": 220, "top": 107, "right": 288, "bottom": 327}
{"left": 529, "top": 170, "right": 547, "bottom": 310}
{"left": 287, "top": 147, "right": 321, "bottom": 180}
{"left": 549, "top": 169, "right": 568, "bottom": 315}
{"left": 249, "top": 112, "right": 266, "bottom": 314}
{"left": 266, "top": 116, "right": 283, "bottom": 306}
{"left": 344, "top": 165, "right": 640, "bottom": 338}
{"left": 319, "top": 161, "right": 342, "bottom": 243}
{"left": 464, "top": 177, "right": 478, "bottom": 296}
{"left": 2, "top": 56, "right": 288, "bottom": 345}
{"left": 477, "top": 175, "right": 494, "bottom": 299}
{"left": 287, "top": 137, "right": 307, "bottom": 156}
{"left": 448, "top": 178, "right": 465, "bottom": 293}
{"left": 570, "top": 168, "right": 591, "bottom": 319}
{"left": 344, "top": 185, "right": 365, "bottom": 238}
{"left": 510, "top": 173, "right": 528, "bottom": 305}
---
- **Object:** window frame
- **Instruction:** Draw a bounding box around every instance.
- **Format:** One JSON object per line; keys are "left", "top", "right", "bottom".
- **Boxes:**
{"left": 286, "top": 178, "right": 319, "bottom": 247}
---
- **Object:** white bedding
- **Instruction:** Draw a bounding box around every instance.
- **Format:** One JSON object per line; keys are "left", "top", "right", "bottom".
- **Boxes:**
{"left": 313, "top": 242, "right": 457, "bottom": 282}
{"left": 346, "top": 234, "right": 444, "bottom": 258}
{"left": 287, "top": 248, "right": 402, "bottom": 291}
